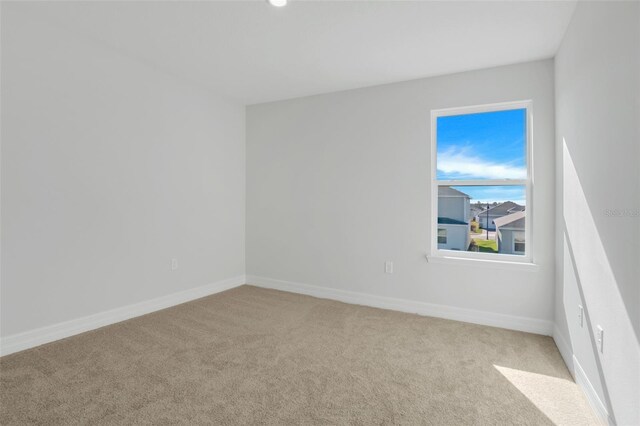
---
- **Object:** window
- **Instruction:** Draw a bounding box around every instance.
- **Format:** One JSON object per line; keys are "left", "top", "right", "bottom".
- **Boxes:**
{"left": 514, "top": 233, "right": 526, "bottom": 254}
{"left": 431, "top": 101, "right": 532, "bottom": 263}
{"left": 437, "top": 228, "right": 447, "bottom": 244}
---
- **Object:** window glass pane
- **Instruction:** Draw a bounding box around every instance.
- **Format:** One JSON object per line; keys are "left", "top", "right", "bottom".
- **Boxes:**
{"left": 436, "top": 109, "right": 526, "bottom": 180}
{"left": 437, "top": 185, "right": 526, "bottom": 256}
{"left": 437, "top": 228, "right": 447, "bottom": 244}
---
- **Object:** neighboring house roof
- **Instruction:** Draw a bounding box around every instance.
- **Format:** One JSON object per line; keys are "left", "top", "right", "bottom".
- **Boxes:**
{"left": 438, "top": 187, "right": 470, "bottom": 198}
{"left": 438, "top": 217, "right": 468, "bottom": 225}
{"left": 480, "top": 201, "right": 525, "bottom": 216}
{"left": 493, "top": 211, "right": 525, "bottom": 229}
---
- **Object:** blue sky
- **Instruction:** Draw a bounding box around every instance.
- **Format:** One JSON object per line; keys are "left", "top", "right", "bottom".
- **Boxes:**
{"left": 437, "top": 108, "right": 526, "bottom": 204}
{"left": 452, "top": 185, "right": 526, "bottom": 206}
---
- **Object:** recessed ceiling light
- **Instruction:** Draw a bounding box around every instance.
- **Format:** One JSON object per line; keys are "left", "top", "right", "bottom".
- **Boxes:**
{"left": 267, "top": 0, "right": 287, "bottom": 7}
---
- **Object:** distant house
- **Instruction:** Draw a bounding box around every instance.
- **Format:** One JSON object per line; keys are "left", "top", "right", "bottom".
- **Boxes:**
{"left": 438, "top": 187, "right": 471, "bottom": 251}
{"left": 469, "top": 205, "right": 483, "bottom": 223}
{"left": 494, "top": 211, "right": 526, "bottom": 255}
{"left": 478, "top": 201, "right": 525, "bottom": 231}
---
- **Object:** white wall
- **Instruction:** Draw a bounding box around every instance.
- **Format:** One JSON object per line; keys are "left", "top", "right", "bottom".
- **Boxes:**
{"left": 0, "top": 5, "right": 246, "bottom": 338}
{"left": 247, "top": 60, "right": 556, "bottom": 328}
{"left": 554, "top": 2, "right": 640, "bottom": 425}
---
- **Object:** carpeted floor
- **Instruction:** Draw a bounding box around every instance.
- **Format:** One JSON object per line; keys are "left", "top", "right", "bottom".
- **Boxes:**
{"left": 1, "top": 285, "right": 598, "bottom": 425}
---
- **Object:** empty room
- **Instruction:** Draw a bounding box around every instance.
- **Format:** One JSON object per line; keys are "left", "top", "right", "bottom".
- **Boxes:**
{"left": 1, "top": 0, "right": 638, "bottom": 424}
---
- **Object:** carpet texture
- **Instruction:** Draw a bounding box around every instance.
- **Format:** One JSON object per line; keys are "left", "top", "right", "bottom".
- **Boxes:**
{"left": 1, "top": 285, "right": 598, "bottom": 425}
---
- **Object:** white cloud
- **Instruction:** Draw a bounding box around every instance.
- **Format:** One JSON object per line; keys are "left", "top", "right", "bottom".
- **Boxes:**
{"left": 437, "top": 147, "right": 526, "bottom": 180}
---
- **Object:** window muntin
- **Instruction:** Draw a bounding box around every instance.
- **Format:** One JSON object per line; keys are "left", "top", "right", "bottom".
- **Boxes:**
{"left": 431, "top": 101, "right": 532, "bottom": 263}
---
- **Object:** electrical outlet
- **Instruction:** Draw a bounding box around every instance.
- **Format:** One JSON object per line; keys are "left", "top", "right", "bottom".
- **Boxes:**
{"left": 385, "top": 261, "right": 393, "bottom": 274}
{"left": 596, "top": 325, "right": 604, "bottom": 353}
{"left": 578, "top": 304, "right": 584, "bottom": 328}
{"left": 171, "top": 258, "right": 178, "bottom": 271}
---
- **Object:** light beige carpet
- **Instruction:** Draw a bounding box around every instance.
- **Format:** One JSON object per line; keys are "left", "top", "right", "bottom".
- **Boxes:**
{"left": 1, "top": 285, "right": 598, "bottom": 425}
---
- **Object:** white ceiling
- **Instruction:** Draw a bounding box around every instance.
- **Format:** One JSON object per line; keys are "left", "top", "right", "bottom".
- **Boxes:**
{"left": 20, "top": 1, "right": 577, "bottom": 105}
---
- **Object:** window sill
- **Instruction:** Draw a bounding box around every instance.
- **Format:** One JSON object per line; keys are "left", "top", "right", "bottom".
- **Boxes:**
{"left": 425, "top": 254, "right": 539, "bottom": 272}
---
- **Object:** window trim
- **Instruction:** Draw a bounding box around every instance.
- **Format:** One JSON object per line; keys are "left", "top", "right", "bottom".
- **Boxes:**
{"left": 428, "top": 100, "right": 534, "bottom": 266}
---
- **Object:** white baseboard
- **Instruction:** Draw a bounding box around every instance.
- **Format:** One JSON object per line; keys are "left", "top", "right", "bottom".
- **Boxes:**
{"left": 553, "top": 325, "right": 575, "bottom": 376}
{"left": 246, "top": 275, "right": 553, "bottom": 336}
{"left": 553, "top": 326, "right": 612, "bottom": 425}
{"left": 0, "top": 275, "right": 246, "bottom": 357}
{"left": 573, "top": 354, "right": 612, "bottom": 425}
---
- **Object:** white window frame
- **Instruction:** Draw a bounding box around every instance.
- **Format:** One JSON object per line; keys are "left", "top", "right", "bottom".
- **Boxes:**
{"left": 428, "top": 100, "right": 534, "bottom": 267}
